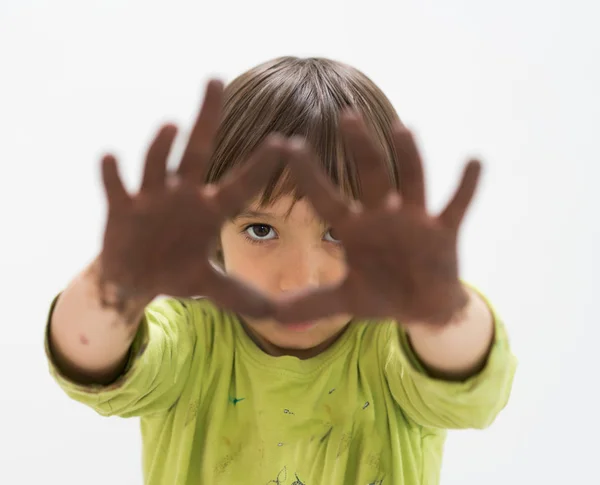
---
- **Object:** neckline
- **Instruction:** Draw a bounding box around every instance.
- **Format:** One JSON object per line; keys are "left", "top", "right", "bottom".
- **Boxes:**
{"left": 231, "top": 313, "right": 358, "bottom": 376}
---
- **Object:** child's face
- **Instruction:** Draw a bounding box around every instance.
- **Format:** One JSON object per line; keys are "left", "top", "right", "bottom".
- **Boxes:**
{"left": 220, "top": 195, "right": 352, "bottom": 354}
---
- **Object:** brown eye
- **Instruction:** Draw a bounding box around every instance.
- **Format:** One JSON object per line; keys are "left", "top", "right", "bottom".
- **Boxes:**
{"left": 245, "top": 224, "right": 276, "bottom": 240}
{"left": 324, "top": 228, "right": 341, "bottom": 243}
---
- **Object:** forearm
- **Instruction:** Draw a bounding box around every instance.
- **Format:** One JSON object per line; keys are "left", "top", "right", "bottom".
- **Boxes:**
{"left": 49, "top": 258, "right": 152, "bottom": 385}
{"left": 403, "top": 286, "right": 495, "bottom": 381}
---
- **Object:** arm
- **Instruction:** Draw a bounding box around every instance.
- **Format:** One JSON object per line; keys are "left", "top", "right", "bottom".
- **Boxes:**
{"left": 404, "top": 285, "right": 495, "bottom": 381}
{"left": 49, "top": 258, "right": 151, "bottom": 385}
{"left": 46, "top": 260, "right": 198, "bottom": 418}
{"left": 47, "top": 83, "right": 283, "bottom": 416}
{"left": 382, "top": 287, "right": 517, "bottom": 430}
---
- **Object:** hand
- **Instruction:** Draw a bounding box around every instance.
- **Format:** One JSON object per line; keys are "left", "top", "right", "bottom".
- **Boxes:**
{"left": 276, "top": 113, "right": 481, "bottom": 326}
{"left": 99, "top": 80, "right": 285, "bottom": 318}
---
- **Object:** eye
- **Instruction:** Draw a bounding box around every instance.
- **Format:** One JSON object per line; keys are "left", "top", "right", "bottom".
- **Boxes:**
{"left": 323, "top": 228, "right": 341, "bottom": 243}
{"left": 244, "top": 224, "right": 277, "bottom": 241}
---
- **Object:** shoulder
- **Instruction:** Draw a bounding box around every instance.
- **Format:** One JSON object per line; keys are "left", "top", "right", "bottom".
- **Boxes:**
{"left": 151, "top": 296, "right": 238, "bottom": 348}
{"left": 146, "top": 296, "right": 230, "bottom": 324}
{"left": 347, "top": 318, "right": 398, "bottom": 362}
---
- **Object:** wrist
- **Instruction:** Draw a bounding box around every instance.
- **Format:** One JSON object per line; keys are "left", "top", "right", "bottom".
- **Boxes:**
{"left": 401, "top": 287, "right": 495, "bottom": 380}
{"left": 401, "top": 282, "right": 470, "bottom": 331}
{"left": 87, "top": 257, "right": 154, "bottom": 324}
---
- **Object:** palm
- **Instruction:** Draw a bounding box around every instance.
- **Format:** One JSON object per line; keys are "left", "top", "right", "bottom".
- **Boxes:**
{"left": 276, "top": 114, "right": 481, "bottom": 325}
{"left": 99, "top": 81, "right": 285, "bottom": 318}
{"left": 103, "top": 182, "right": 220, "bottom": 295}
{"left": 335, "top": 206, "right": 463, "bottom": 323}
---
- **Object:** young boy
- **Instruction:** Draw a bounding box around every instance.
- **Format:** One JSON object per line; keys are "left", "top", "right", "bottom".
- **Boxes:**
{"left": 46, "top": 57, "right": 517, "bottom": 485}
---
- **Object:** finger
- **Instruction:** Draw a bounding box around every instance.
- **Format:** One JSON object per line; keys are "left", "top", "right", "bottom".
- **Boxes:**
{"left": 177, "top": 79, "right": 224, "bottom": 184}
{"left": 206, "top": 270, "right": 275, "bottom": 319}
{"left": 392, "top": 124, "right": 426, "bottom": 208}
{"left": 212, "top": 134, "right": 286, "bottom": 218}
{"left": 274, "top": 284, "right": 349, "bottom": 324}
{"left": 101, "top": 155, "right": 131, "bottom": 209}
{"left": 140, "top": 124, "right": 178, "bottom": 192}
{"left": 340, "top": 111, "right": 393, "bottom": 209}
{"left": 438, "top": 159, "right": 482, "bottom": 229}
{"left": 286, "top": 137, "right": 352, "bottom": 223}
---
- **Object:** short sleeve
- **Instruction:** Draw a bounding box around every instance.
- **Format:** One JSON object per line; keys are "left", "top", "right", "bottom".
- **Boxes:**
{"left": 383, "top": 293, "right": 517, "bottom": 430}
{"left": 45, "top": 296, "right": 198, "bottom": 418}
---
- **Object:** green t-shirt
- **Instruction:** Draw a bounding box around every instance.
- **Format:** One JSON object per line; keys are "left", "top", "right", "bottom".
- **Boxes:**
{"left": 46, "top": 295, "right": 516, "bottom": 485}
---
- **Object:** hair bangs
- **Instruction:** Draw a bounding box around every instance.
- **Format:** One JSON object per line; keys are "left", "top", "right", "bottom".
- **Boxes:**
{"left": 207, "top": 57, "right": 401, "bottom": 210}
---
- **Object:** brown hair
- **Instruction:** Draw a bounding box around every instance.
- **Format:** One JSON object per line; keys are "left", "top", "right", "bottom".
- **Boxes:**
{"left": 206, "top": 56, "right": 402, "bottom": 204}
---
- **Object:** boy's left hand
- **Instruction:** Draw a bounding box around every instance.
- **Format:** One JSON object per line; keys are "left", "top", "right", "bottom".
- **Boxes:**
{"left": 276, "top": 113, "right": 481, "bottom": 327}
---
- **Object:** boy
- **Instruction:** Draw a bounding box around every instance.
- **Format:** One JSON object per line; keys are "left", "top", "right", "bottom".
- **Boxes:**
{"left": 47, "top": 57, "right": 516, "bottom": 484}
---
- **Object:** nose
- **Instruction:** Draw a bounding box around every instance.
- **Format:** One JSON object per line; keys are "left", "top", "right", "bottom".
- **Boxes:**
{"left": 278, "top": 247, "right": 321, "bottom": 295}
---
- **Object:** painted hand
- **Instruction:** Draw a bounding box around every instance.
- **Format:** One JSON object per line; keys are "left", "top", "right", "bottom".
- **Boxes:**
{"left": 276, "top": 113, "right": 481, "bottom": 326}
{"left": 99, "top": 80, "right": 285, "bottom": 318}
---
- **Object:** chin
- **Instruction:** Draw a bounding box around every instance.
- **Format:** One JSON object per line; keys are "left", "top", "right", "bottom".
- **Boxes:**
{"left": 270, "top": 329, "right": 326, "bottom": 350}
{"left": 272, "top": 319, "right": 351, "bottom": 349}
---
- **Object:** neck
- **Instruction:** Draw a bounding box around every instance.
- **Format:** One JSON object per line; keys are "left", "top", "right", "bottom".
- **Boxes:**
{"left": 239, "top": 320, "right": 347, "bottom": 360}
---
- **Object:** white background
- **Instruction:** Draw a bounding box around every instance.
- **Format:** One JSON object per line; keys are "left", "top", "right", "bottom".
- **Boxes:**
{"left": 0, "top": 0, "right": 598, "bottom": 483}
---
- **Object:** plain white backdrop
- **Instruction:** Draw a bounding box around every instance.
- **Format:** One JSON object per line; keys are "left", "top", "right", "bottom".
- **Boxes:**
{"left": 0, "top": 0, "right": 598, "bottom": 483}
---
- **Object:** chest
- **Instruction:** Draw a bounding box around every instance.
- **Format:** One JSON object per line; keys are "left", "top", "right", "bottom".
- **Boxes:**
{"left": 190, "top": 354, "right": 397, "bottom": 482}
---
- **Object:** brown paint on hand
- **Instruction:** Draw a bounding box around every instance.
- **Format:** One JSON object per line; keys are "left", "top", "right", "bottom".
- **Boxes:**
{"left": 276, "top": 115, "right": 479, "bottom": 326}
{"left": 97, "top": 81, "right": 286, "bottom": 320}
{"left": 86, "top": 258, "right": 149, "bottom": 327}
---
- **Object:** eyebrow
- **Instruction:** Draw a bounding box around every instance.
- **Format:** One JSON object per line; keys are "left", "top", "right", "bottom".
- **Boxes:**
{"left": 234, "top": 210, "right": 276, "bottom": 220}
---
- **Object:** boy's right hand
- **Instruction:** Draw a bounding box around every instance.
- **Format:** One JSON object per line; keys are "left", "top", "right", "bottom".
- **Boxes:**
{"left": 98, "top": 80, "right": 284, "bottom": 319}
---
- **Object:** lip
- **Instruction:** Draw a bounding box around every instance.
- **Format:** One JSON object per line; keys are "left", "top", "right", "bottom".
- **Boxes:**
{"left": 279, "top": 321, "right": 317, "bottom": 332}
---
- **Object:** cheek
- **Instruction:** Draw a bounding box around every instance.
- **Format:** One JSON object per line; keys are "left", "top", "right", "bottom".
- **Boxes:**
{"left": 228, "top": 257, "right": 274, "bottom": 291}
{"left": 220, "top": 230, "right": 276, "bottom": 290}
{"left": 323, "top": 248, "right": 348, "bottom": 284}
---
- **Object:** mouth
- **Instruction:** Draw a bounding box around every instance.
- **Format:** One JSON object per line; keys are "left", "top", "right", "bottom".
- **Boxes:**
{"left": 277, "top": 321, "right": 317, "bottom": 332}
